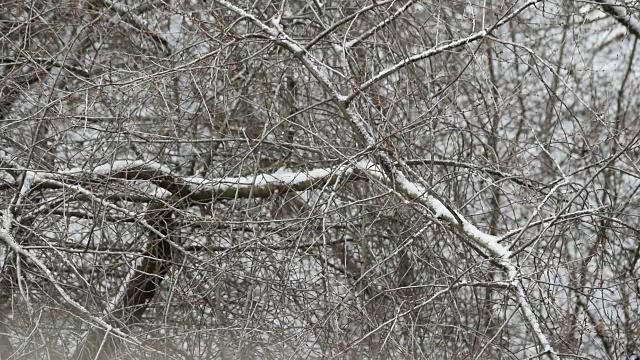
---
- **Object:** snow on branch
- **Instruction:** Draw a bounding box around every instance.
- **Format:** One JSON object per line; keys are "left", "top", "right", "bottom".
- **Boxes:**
{"left": 205, "top": 0, "right": 548, "bottom": 278}
{"left": 7, "top": 159, "right": 561, "bottom": 358}
{"left": 0, "top": 226, "right": 142, "bottom": 348}
{"left": 0, "top": 180, "right": 144, "bottom": 353}
{"left": 211, "top": 1, "right": 558, "bottom": 356}
{"left": 68, "top": 159, "right": 370, "bottom": 201}
{"left": 595, "top": 0, "right": 640, "bottom": 38}
{"left": 362, "top": 163, "right": 510, "bottom": 257}
{"left": 361, "top": 163, "right": 559, "bottom": 359}
{"left": 305, "top": 1, "right": 394, "bottom": 50}
{"left": 344, "top": 0, "right": 541, "bottom": 103}
{"left": 3, "top": 158, "right": 369, "bottom": 202}
{"left": 344, "top": 0, "right": 421, "bottom": 49}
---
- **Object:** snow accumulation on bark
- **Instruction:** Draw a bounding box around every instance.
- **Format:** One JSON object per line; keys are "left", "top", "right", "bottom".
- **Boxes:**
{"left": 208, "top": 1, "right": 559, "bottom": 356}
{"left": 596, "top": 0, "right": 640, "bottom": 38}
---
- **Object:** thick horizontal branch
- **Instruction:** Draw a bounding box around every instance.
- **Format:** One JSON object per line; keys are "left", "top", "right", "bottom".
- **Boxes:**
{"left": 212, "top": 2, "right": 558, "bottom": 357}
{"left": 83, "top": 160, "right": 369, "bottom": 201}
{"left": 3, "top": 156, "right": 549, "bottom": 210}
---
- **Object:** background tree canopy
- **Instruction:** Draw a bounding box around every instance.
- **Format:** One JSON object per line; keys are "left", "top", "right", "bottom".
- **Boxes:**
{"left": 1, "top": 0, "right": 639, "bottom": 359}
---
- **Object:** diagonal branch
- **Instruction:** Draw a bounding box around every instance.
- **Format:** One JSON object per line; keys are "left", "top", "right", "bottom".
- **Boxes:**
{"left": 595, "top": 0, "right": 640, "bottom": 38}
{"left": 305, "top": 0, "right": 394, "bottom": 50}
{"left": 344, "top": 0, "right": 421, "bottom": 50}
{"left": 212, "top": 2, "right": 558, "bottom": 358}
{"left": 344, "top": 0, "right": 541, "bottom": 103}
{"left": 0, "top": 217, "right": 145, "bottom": 357}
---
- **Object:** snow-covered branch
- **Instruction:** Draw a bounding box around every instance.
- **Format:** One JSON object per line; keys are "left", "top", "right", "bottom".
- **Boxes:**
{"left": 3, "top": 0, "right": 639, "bottom": 357}
{"left": 596, "top": 0, "right": 640, "bottom": 38}
{"left": 80, "top": 159, "right": 368, "bottom": 200}
{"left": 213, "top": 1, "right": 558, "bottom": 356}
{"left": 343, "top": 0, "right": 421, "bottom": 50}
{"left": 344, "top": 0, "right": 542, "bottom": 103}
{"left": 305, "top": 1, "right": 394, "bottom": 50}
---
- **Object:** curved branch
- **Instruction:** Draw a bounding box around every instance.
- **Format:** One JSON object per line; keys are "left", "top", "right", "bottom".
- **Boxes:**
{"left": 344, "top": 0, "right": 542, "bottom": 103}
{"left": 212, "top": 2, "right": 558, "bottom": 357}
{"left": 595, "top": 0, "right": 640, "bottom": 38}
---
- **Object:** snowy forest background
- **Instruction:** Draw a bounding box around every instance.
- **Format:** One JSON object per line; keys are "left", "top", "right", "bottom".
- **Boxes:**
{"left": 1, "top": 0, "right": 640, "bottom": 359}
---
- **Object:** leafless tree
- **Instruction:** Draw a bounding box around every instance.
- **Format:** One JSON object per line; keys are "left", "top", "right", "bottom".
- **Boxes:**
{"left": 1, "top": 0, "right": 640, "bottom": 359}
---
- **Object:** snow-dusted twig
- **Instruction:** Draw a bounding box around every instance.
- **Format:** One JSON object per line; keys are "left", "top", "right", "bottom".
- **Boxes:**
{"left": 595, "top": 0, "right": 640, "bottom": 38}
{"left": 0, "top": 226, "right": 142, "bottom": 350}
{"left": 344, "top": 0, "right": 542, "bottom": 103}
{"left": 305, "top": 1, "right": 394, "bottom": 50}
{"left": 343, "top": 0, "right": 421, "bottom": 50}
{"left": 213, "top": 2, "right": 558, "bottom": 357}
